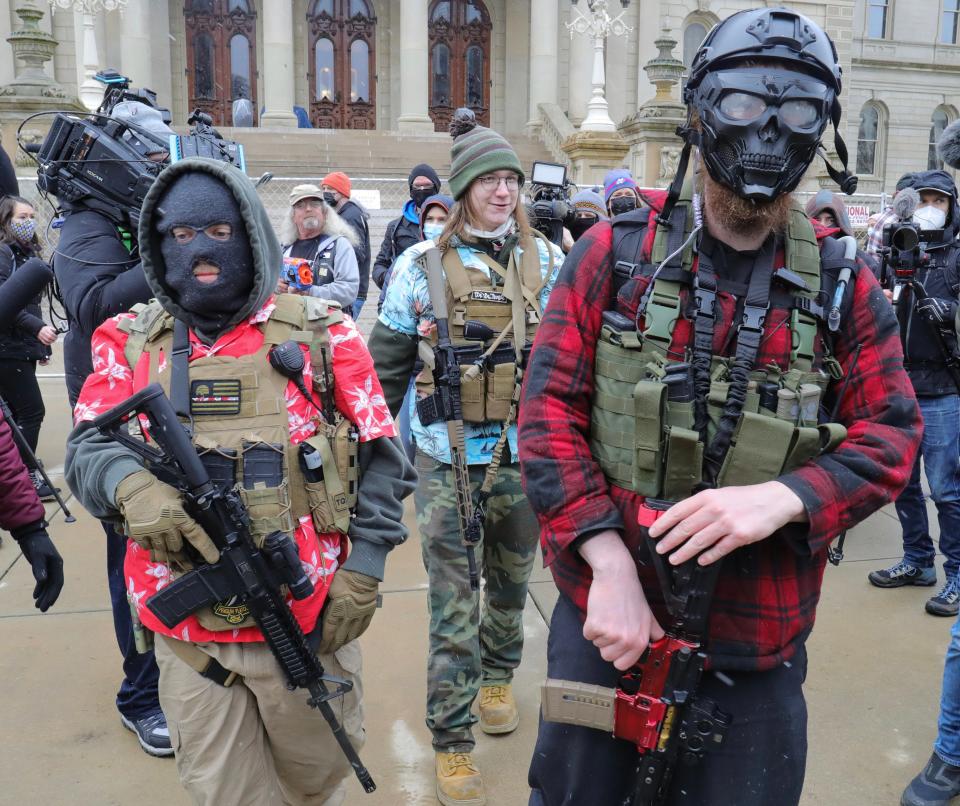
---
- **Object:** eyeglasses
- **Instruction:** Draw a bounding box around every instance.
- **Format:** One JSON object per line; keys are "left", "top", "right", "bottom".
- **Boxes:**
{"left": 170, "top": 223, "right": 233, "bottom": 244}
{"left": 293, "top": 198, "right": 325, "bottom": 211}
{"left": 477, "top": 174, "right": 522, "bottom": 192}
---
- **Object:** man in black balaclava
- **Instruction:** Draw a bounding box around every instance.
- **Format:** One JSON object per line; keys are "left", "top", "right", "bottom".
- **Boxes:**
{"left": 372, "top": 162, "right": 442, "bottom": 311}
{"left": 65, "top": 158, "right": 415, "bottom": 804}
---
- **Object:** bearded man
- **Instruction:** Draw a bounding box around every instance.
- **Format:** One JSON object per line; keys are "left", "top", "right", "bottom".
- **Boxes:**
{"left": 518, "top": 8, "right": 921, "bottom": 806}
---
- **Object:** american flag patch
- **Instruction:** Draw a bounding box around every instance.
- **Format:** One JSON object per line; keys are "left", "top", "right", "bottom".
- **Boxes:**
{"left": 190, "top": 379, "right": 242, "bottom": 415}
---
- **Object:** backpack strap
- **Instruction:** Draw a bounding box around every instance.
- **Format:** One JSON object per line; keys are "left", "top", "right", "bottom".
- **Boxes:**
{"left": 610, "top": 207, "right": 653, "bottom": 294}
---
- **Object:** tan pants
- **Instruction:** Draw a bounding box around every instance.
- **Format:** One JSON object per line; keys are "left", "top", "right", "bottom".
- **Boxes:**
{"left": 155, "top": 637, "right": 365, "bottom": 806}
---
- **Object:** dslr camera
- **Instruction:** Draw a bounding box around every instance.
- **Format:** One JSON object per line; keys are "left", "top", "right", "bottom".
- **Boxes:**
{"left": 879, "top": 220, "right": 926, "bottom": 305}
{"left": 526, "top": 161, "right": 574, "bottom": 247}
{"left": 26, "top": 69, "right": 247, "bottom": 230}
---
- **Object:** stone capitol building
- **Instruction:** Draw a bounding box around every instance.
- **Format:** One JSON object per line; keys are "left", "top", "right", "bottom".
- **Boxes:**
{"left": 0, "top": 0, "right": 956, "bottom": 197}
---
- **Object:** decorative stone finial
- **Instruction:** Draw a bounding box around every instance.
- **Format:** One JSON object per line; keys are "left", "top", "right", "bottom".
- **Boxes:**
{"left": 643, "top": 29, "right": 684, "bottom": 103}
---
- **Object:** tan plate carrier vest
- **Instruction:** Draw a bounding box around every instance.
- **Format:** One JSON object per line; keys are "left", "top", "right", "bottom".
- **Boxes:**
{"left": 590, "top": 199, "right": 848, "bottom": 502}
{"left": 118, "top": 294, "right": 359, "bottom": 632}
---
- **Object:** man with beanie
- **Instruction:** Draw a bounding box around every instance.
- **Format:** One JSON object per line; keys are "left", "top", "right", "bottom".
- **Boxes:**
{"left": 603, "top": 167, "right": 643, "bottom": 217}
{"left": 372, "top": 163, "right": 442, "bottom": 309}
{"left": 369, "top": 108, "right": 563, "bottom": 806}
{"left": 322, "top": 171, "right": 370, "bottom": 319}
{"left": 868, "top": 169, "right": 960, "bottom": 618}
{"left": 65, "top": 158, "right": 416, "bottom": 804}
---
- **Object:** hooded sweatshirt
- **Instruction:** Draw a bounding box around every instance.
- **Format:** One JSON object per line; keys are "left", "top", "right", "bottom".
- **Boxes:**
{"left": 64, "top": 158, "right": 416, "bottom": 642}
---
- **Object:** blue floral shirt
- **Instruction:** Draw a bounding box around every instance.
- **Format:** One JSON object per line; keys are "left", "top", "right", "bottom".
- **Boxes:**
{"left": 379, "top": 236, "right": 563, "bottom": 464}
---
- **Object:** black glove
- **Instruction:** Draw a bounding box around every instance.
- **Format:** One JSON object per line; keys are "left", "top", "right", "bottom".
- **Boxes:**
{"left": 917, "top": 296, "right": 958, "bottom": 327}
{"left": 12, "top": 521, "right": 64, "bottom": 612}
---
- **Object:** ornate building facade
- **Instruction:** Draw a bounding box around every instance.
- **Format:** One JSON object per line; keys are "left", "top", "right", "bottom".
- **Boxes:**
{"left": 0, "top": 0, "right": 956, "bottom": 191}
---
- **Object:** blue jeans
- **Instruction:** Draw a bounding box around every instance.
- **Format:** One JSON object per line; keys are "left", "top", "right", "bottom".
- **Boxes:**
{"left": 105, "top": 522, "right": 161, "bottom": 719}
{"left": 350, "top": 297, "right": 365, "bottom": 320}
{"left": 894, "top": 394, "right": 960, "bottom": 578}
{"left": 936, "top": 611, "right": 960, "bottom": 765}
{"left": 397, "top": 375, "right": 416, "bottom": 463}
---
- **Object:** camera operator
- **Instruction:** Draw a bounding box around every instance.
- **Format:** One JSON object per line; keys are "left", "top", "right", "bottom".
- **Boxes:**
{"left": 868, "top": 170, "right": 960, "bottom": 618}
{"left": 527, "top": 161, "right": 575, "bottom": 252}
{"left": 53, "top": 98, "right": 174, "bottom": 757}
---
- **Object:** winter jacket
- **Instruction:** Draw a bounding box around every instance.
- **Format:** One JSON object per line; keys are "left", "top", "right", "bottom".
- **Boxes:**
{"left": 0, "top": 241, "right": 52, "bottom": 362}
{"left": 0, "top": 405, "right": 44, "bottom": 530}
{"left": 54, "top": 209, "right": 153, "bottom": 407}
{"left": 65, "top": 158, "right": 415, "bottom": 644}
{"left": 372, "top": 201, "right": 423, "bottom": 292}
{"left": 337, "top": 199, "right": 371, "bottom": 300}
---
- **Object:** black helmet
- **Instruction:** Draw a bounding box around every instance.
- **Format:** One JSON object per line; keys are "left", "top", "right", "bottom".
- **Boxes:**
{"left": 686, "top": 8, "right": 842, "bottom": 98}
{"left": 678, "top": 7, "right": 856, "bottom": 202}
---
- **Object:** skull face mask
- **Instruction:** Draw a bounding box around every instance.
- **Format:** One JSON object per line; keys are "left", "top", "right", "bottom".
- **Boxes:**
{"left": 690, "top": 66, "right": 832, "bottom": 201}
{"left": 155, "top": 172, "right": 255, "bottom": 337}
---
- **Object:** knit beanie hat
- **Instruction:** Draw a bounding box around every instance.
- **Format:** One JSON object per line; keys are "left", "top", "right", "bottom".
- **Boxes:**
{"left": 571, "top": 189, "right": 608, "bottom": 220}
{"left": 448, "top": 108, "right": 523, "bottom": 200}
{"left": 408, "top": 163, "right": 441, "bottom": 194}
{"left": 603, "top": 168, "right": 639, "bottom": 204}
{"left": 322, "top": 171, "right": 351, "bottom": 198}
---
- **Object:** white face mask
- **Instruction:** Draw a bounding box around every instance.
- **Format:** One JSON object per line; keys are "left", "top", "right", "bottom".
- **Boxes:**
{"left": 913, "top": 205, "right": 948, "bottom": 231}
{"left": 422, "top": 223, "right": 444, "bottom": 241}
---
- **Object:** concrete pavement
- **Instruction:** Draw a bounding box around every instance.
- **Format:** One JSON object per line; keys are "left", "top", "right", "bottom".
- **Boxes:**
{"left": 0, "top": 364, "right": 955, "bottom": 805}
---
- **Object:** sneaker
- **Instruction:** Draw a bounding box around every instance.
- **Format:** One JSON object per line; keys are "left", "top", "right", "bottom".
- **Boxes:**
{"left": 28, "top": 470, "right": 59, "bottom": 503}
{"left": 120, "top": 710, "right": 174, "bottom": 757}
{"left": 478, "top": 684, "right": 519, "bottom": 735}
{"left": 435, "top": 751, "right": 485, "bottom": 806}
{"left": 928, "top": 578, "right": 960, "bottom": 617}
{"left": 901, "top": 752, "right": 960, "bottom": 805}
{"left": 868, "top": 560, "right": 937, "bottom": 589}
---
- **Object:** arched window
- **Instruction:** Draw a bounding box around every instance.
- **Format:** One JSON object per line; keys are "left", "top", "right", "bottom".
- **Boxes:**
{"left": 930, "top": 108, "right": 953, "bottom": 169}
{"left": 184, "top": 0, "right": 257, "bottom": 126}
{"left": 428, "top": 0, "right": 491, "bottom": 131}
{"left": 683, "top": 23, "right": 707, "bottom": 69}
{"left": 857, "top": 103, "right": 883, "bottom": 176}
{"left": 307, "top": 0, "right": 377, "bottom": 128}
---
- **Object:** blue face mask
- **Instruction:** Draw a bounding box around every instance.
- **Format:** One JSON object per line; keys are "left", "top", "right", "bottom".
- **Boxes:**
{"left": 11, "top": 218, "right": 35, "bottom": 244}
{"left": 423, "top": 222, "right": 444, "bottom": 241}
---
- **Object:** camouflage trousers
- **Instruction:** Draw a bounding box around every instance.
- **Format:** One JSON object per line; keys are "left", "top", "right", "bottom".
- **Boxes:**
{"left": 414, "top": 451, "right": 539, "bottom": 751}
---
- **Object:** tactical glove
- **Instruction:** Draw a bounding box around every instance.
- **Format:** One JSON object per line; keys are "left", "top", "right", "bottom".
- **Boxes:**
{"left": 12, "top": 520, "right": 64, "bottom": 612}
{"left": 115, "top": 470, "right": 220, "bottom": 566}
{"left": 318, "top": 570, "right": 379, "bottom": 655}
{"left": 917, "top": 296, "right": 958, "bottom": 328}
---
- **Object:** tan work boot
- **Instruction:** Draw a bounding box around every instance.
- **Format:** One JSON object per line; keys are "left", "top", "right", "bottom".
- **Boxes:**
{"left": 478, "top": 683, "right": 519, "bottom": 735}
{"left": 435, "top": 751, "right": 486, "bottom": 806}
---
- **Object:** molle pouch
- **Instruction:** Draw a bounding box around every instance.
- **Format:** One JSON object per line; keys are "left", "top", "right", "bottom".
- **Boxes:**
{"left": 716, "top": 411, "right": 794, "bottom": 488}
{"left": 457, "top": 344, "right": 486, "bottom": 423}
{"left": 665, "top": 399, "right": 694, "bottom": 430}
{"left": 332, "top": 418, "right": 359, "bottom": 515}
{"left": 197, "top": 446, "right": 237, "bottom": 493}
{"left": 782, "top": 422, "right": 847, "bottom": 474}
{"left": 632, "top": 380, "right": 668, "bottom": 497}
{"left": 238, "top": 441, "right": 294, "bottom": 544}
{"left": 662, "top": 426, "right": 702, "bottom": 501}
{"left": 485, "top": 360, "right": 516, "bottom": 422}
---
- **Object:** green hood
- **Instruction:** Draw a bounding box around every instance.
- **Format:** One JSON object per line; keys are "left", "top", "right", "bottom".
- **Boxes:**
{"left": 137, "top": 158, "right": 281, "bottom": 330}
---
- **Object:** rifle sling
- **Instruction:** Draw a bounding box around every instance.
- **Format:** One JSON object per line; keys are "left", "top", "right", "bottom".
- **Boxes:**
{"left": 158, "top": 634, "right": 240, "bottom": 688}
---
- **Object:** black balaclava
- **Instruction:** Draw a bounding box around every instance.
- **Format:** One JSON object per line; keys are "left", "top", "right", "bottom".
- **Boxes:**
{"left": 155, "top": 172, "right": 254, "bottom": 339}
{"left": 408, "top": 162, "right": 441, "bottom": 209}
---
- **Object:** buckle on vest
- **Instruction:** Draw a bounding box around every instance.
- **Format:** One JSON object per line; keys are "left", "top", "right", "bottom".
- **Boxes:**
{"left": 739, "top": 302, "right": 768, "bottom": 333}
{"left": 614, "top": 260, "right": 638, "bottom": 281}
{"left": 792, "top": 295, "right": 825, "bottom": 320}
{"left": 695, "top": 287, "right": 716, "bottom": 317}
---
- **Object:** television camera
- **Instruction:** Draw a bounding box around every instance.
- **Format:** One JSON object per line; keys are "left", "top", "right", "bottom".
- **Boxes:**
{"left": 526, "top": 161, "right": 575, "bottom": 247}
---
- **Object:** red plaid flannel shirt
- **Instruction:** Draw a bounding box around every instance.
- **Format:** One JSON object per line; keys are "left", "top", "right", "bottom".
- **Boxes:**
{"left": 519, "top": 198, "right": 921, "bottom": 671}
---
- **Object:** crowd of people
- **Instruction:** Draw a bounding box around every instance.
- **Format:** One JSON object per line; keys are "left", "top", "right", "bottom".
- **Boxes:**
{"left": 7, "top": 7, "right": 960, "bottom": 806}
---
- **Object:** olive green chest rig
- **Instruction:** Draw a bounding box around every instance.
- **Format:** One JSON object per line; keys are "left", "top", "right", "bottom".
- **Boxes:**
{"left": 591, "top": 198, "right": 853, "bottom": 501}
{"left": 117, "top": 294, "right": 359, "bottom": 630}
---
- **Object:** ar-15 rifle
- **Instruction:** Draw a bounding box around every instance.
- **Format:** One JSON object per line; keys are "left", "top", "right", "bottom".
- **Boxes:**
{"left": 415, "top": 247, "right": 482, "bottom": 591}
{"left": 92, "top": 383, "right": 376, "bottom": 794}
{"left": 541, "top": 499, "right": 730, "bottom": 806}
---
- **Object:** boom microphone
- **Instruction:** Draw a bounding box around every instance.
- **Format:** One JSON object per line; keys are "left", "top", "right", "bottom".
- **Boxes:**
{"left": 892, "top": 187, "right": 920, "bottom": 222}
{"left": 938, "top": 119, "right": 960, "bottom": 170}
{"left": 0, "top": 258, "right": 53, "bottom": 323}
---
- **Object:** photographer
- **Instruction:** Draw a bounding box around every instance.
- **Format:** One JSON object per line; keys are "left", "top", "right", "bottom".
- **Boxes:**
{"left": 53, "top": 99, "right": 174, "bottom": 757}
{"left": 868, "top": 170, "right": 960, "bottom": 618}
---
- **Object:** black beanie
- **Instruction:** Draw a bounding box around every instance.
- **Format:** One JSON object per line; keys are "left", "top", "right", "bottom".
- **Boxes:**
{"left": 408, "top": 163, "right": 441, "bottom": 194}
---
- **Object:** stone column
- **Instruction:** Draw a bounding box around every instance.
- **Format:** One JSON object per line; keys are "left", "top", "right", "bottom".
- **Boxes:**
{"left": 260, "top": 0, "right": 297, "bottom": 127}
{"left": 527, "top": 0, "right": 559, "bottom": 133}
{"left": 120, "top": 0, "right": 152, "bottom": 87}
{"left": 78, "top": 13, "right": 103, "bottom": 111}
{"left": 567, "top": 4, "right": 592, "bottom": 127}
{"left": 397, "top": 0, "right": 433, "bottom": 132}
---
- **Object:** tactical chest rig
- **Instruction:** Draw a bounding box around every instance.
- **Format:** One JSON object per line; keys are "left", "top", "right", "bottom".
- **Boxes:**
{"left": 284, "top": 238, "right": 337, "bottom": 287}
{"left": 591, "top": 195, "right": 854, "bottom": 502}
{"left": 118, "top": 294, "right": 359, "bottom": 631}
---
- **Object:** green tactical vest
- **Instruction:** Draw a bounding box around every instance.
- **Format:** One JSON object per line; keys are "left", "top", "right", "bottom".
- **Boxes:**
{"left": 590, "top": 196, "right": 849, "bottom": 502}
{"left": 117, "top": 294, "right": 359, "bottom": 631}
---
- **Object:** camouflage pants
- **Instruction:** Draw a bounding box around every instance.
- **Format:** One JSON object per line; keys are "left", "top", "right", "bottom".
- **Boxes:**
{"left": 414, "top": 451, "right": 539, "bottom": 751}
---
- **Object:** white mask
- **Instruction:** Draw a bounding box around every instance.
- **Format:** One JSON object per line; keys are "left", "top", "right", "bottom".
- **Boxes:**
{"left": 423, "top": 223, "right": 444, "bottom": 241}
{"left": 913, "top": 205, "right": 948, "bottom": 231}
